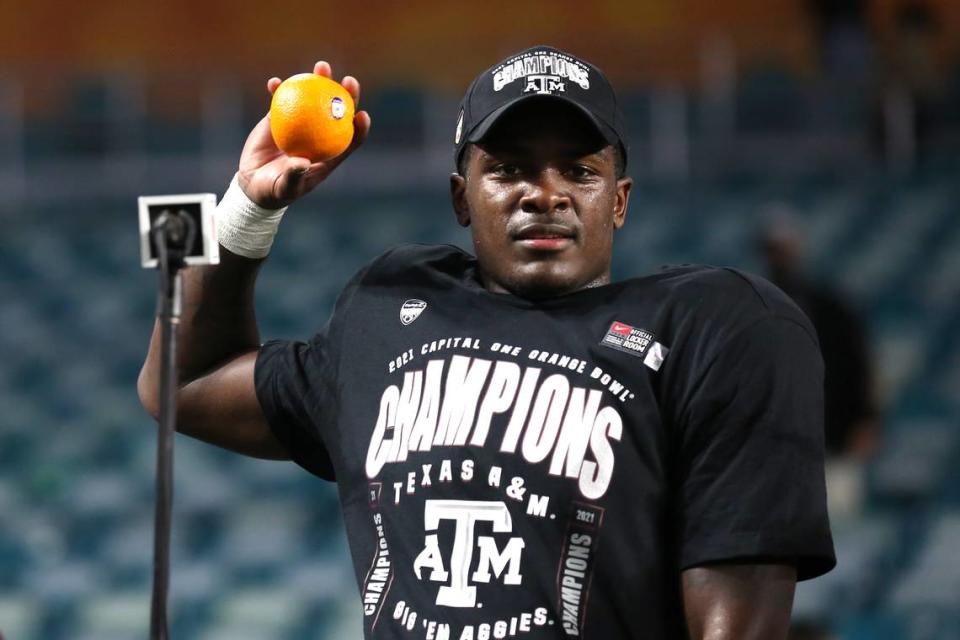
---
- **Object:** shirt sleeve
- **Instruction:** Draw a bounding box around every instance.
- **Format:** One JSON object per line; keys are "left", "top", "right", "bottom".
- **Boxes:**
{"left": 254, "top": 259, "right": 374, "bottom": 481}
{"left": 255, "top": 333, "right": 338, "bottom": 480}
{"left": 673, "top": 314, "right": 836, "bottom": 580}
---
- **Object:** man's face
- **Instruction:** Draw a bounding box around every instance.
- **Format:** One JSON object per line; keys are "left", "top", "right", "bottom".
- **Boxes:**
{"left": 450, "top": 101, "right": 632, "bottom": 299}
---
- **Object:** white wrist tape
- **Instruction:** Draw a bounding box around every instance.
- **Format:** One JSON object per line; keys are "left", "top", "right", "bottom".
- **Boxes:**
{"left": 215, "top": 173, "right": 288, "bottom": 259}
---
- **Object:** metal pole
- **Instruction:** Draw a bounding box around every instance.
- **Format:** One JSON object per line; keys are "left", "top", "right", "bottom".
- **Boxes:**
{"left": 148, "top": 212, "right": 192, "bottom": 639}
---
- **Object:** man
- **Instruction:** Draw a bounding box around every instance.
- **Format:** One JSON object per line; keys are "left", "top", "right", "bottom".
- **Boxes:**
{"left": 760, "top": 207, "right": 878, "bottom": 460}
{"left": 139, "top": 46, "right": 834, "bottom": 639}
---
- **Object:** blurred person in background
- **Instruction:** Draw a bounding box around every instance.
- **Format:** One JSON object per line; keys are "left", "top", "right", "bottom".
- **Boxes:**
{"left": 759, "top": 204, "right": 880, "bottom": 520}
{"left": 760, "top": 204, "right": 879, "bottom": 460}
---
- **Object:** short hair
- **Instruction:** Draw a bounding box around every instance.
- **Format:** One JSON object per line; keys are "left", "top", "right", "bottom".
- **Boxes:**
{"left": 456, "top": 142, "right": 626, "bottom": 180}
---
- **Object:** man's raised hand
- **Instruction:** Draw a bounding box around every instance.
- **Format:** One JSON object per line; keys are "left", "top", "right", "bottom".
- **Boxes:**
{"left": 237, "top": 60, "right": 371, "bottom": 209}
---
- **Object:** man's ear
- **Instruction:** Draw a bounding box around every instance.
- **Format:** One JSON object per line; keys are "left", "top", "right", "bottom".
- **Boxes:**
{"left": 613, "top": 177, "right": 633, "bottom": 230}
{"left": 450, "top": 173, "right": 470, "bottom": 227}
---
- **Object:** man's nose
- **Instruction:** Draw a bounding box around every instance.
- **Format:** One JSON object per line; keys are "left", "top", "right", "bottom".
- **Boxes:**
{"left": 519, "top": 170, "right": 571, "bottom": 214}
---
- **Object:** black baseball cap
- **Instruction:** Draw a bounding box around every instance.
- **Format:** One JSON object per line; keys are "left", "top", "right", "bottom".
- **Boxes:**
{"left": 454, "top": 45, "right": 628, "bottom": 171}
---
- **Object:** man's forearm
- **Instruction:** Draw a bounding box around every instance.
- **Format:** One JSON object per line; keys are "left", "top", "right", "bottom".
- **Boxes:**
{"left": 138, "top": 247, "right": 264, "bottom": 415}
{"left": 682, "top": 564, "right": 796, "bottom": 640}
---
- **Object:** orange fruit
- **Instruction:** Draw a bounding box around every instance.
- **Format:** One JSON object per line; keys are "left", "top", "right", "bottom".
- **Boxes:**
{"left": 270, "top": 73, "right": 355, "bottom": 162}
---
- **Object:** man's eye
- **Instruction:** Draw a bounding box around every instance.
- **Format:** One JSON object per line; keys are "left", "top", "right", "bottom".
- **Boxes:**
{"left": 493, "top": 164, "right": 522, "bottom": 177}
{"left": 568, "top": 165, "right": 595, "bottom": 179}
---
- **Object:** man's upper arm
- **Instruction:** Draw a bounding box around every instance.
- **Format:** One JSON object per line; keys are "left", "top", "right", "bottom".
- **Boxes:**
{"left": 176, "top": 349, "right": 291, "bottom": 460}
{"left": 670, "top": 313, "right": 835, "bottom": 579}
{"left": 681, "top": 563, "right": 796, "bottom": 640}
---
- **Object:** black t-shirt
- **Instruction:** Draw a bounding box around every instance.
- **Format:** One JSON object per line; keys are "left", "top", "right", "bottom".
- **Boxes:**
{"left": 255, "top": 243, "right": 835, "bottom": 640}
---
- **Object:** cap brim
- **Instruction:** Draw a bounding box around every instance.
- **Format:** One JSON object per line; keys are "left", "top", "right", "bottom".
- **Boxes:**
{"left": 466, "top": 94, "right": 620, "bottom": 150}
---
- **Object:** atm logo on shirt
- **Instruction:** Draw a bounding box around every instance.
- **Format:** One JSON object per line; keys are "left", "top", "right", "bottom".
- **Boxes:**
{"left": 413, "top": 500, "right": 524, "bottom": 608}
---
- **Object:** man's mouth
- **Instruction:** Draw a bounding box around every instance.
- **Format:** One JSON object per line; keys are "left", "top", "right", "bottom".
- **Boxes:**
{"left": 513, "top": 224, "right": 576, "bottom": 251}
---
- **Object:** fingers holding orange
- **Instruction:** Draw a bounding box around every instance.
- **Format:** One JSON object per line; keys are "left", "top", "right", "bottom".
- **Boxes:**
{"left": 340, "top": 75, "right": 361, "bottom": 106}
{"left": 351, "top": 110, "right": 371, "bottom": 148}
{"left": 333, "top": 75, "right": 368, "bottom": 152}
{"left": 312, "top": 61, "right": 332, "bottom": 78}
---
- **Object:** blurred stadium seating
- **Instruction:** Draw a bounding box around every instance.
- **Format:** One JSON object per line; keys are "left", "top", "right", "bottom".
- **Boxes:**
{"left": 1, "top": 60, "right": 959, "bottom": 638}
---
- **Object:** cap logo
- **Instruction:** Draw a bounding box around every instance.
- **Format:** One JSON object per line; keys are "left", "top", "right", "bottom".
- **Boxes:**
{"left": 492, "top": 50, "right": 590, "bottom": 93}
{"left": 454, "top": 110, "right": 464, "bottom": 145}
{"left": 523, "top": 76, "right": 566, "bottom": 95}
